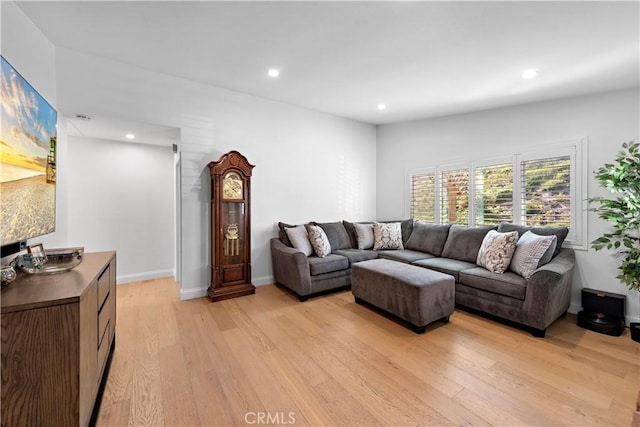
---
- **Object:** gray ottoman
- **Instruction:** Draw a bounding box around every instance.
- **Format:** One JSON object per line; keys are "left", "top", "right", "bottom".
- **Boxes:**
{"left": 352, "top": 259, "right": 455, "bottom": 333}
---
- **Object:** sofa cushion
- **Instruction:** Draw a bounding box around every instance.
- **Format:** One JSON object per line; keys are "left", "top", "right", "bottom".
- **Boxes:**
{"left": 476, "top": 230, "right": 519, "bottom": 274}
{"left": 373, "top": 222, "right": 404, "bottom": 250}
{"left": 307, "top": 224, "right": 331, "bottom": 258}
{"left": 509, "top": 231, "right": 557, "bottom": 279}
{"left": 308, "top": 254, "right": 349, "bottom": 276}
{"left": 354, "top": 223, "right": 375, "bottom": 249}
{"left": 378, "top": 249, "right": 434, "bottom": 264}
{"left": 333, "top": 249, "right": 379, "bottom": 264}
{"left": 497, "top": 223, "right": 568, "bottom": 256}
{"left": 459, "top": 267, "right": 527, "bottom": 300}
{"left": 278, "top": 222, "right": 296, "bottom": 247}
{"left": 412, "top": 257, "right": 477, "bottom": 282}
{"left": 441, "top": 225, "right": 497, "bottom": 263}
{"left": 404, "top": 222, "right": 451, "bottom": 256}
{"left": 316, "top": 222, "right": 353, "bottom": 250}
{"left": 285, "top": 225, "right": 313, "bottom": 256}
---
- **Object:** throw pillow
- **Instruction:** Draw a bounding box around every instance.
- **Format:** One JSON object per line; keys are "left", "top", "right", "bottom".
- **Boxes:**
{"left": 373, "top": 222, "right": 404, "bottom": 250}
{"left": 354, "top": 223, "right": 374, "bottom": 249}
{"left": 285, "top": 225, "right": 313, "bottom": 256}
{"left": 497, "top": 223, "right": 568, "bottom": 256}
{"left": 509, "top": 231, "right": 558, "bottom": 279}
{"left": 277, "top": 222, "right": 296, "bottom": 247}
{"left": 476, "top": 230, "right": 519, "bottom": 274}
{"left": 307, "top": 225, "right": 331, "bottom": 258}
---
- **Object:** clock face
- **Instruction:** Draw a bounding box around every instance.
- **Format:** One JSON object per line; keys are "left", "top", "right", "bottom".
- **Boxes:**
{"left": 223, "top": 172, "right": 243, "bottom": 199}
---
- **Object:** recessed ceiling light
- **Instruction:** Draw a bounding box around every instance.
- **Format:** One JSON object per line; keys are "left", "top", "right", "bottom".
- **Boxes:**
{"left": 377, "top": 104, "right": 387, "bottom": 110}
{"left": 267, "top": 68, "right": 280, "bottom": 78}
{"left": 522, "top": 69, "right": 538, "bottom": 79}
{"left": 125, "top": 133, "right": 135, "bottom": 139}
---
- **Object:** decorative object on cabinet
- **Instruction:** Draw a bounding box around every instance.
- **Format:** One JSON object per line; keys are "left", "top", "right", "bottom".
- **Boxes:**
{"left": 14, "top": 246, "right": 84, "bottom": 274}
{"left": 208, "top": 151, "right": 255, "bottom": 302}
{"left": 0, "top": 265, "right": 16, "bottom": 287}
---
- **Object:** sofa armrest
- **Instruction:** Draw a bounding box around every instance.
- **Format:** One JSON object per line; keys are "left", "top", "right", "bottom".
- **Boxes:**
{"left": 270, "top": 238, "right": 312, "bottom": 296}
{"left": 522, "top": 248, "right": 575, "bottom": 330}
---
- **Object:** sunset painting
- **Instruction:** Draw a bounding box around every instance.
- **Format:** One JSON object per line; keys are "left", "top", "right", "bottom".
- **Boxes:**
{"left": 1, "top": 56, "right": 57, "bottom": 245}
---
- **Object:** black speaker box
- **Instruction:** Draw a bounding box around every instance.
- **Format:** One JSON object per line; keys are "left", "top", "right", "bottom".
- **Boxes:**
{"left": 577, "top": 288, "right": 625, "bottom": 336}
{"left": 581, "top": 288, "right": 625, "bottom": 318}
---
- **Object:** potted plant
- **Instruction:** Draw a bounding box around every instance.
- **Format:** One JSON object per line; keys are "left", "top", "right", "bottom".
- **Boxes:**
{"left": 590, "top": 141, "right": 640, "bottom": 342}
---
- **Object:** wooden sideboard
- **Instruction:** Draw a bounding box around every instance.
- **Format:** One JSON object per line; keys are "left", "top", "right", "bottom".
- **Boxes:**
{"left": 1, "top": 251, "right": 116, "bottom": 427}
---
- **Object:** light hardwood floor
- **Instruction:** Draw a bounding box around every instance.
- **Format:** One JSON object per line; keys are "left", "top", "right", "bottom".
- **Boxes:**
{"left": 96, "top": 277, "right": 639, "bottom": 426}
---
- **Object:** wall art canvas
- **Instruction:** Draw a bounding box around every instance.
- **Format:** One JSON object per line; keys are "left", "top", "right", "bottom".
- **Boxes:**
{"left": 1, "top": 56, "right": 57, "bottom": 245}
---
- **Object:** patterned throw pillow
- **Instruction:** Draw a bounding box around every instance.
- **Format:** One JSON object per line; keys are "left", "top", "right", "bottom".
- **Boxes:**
{"left": 354, "top": 223, "right": 374, "bottom": 249}
{"left": 373, "top": 222, "right": 404, "bottom": 250}
{"left": 509, "top": 231, "right": 558, "bottom": 279}
{"left": 285, "top": 225, "right": 313, "bottom": 256}
{"left": 476, "top": 230, "right": 519, "bottom": 274}
{"left": 307, "top": 225, "right": 332, "bottom": 257}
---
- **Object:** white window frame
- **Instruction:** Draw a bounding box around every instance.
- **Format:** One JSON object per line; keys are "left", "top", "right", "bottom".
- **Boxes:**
{"left": 406, "top": 138, "right": 588, "bottom": 250}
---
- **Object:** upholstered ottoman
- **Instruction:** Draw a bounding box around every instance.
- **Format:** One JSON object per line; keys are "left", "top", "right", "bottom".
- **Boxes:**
{"left": 352, "top": 259, "right": 455, "bottom": 333}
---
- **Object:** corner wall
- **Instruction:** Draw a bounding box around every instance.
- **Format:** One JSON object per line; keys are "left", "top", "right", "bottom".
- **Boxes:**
{"left": 376, "top": 88, "right": 640, "bottom": 324}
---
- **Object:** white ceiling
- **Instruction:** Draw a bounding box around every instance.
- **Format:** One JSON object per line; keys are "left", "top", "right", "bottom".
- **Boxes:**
{"left": 17, "top": 1, "right": 640, "bottom": 128}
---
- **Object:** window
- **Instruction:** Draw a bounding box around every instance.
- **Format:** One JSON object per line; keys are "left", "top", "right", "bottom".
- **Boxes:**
{"left": 474, "top": 162, "right": 513, "bottom": 225}
{"left": 407, "top": 140, "right": 586, "bottom": 247}
{"left": 440, "top": 167, "right": 469, "bottom": 225}
{"left": 520, "top": 156, "right": 571, "bottom": 227}
{"left": 410, "top": 169, "right": 436, "bottom": 222}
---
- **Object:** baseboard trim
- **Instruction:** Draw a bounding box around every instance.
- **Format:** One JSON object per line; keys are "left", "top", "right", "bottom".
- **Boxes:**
{"left": 180, "top": 286, "right": 208, "bottom": 300}
{"left": 253, "top": 275, "right": 273, "bottom": 286}
{"left": 117, "top": 269, "right": 175, "bottom": 284}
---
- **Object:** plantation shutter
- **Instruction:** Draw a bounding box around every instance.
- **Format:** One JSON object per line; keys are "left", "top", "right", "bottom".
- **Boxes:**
{"left": 440, "top": 168, "right": 469, "bottom": 224}
{"left": 410, "top": 170, "right": 436, "bottom": 222}
{"left": 520, "top": 155, "right": 571, "bottom": 227}
{"left": 474, "top": 163, "right": 514, "bottom": 225}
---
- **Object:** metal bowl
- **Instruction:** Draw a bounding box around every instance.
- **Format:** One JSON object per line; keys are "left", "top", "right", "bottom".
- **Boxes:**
{"left": 15, "top": 247, "right": 84, "bottom": 275}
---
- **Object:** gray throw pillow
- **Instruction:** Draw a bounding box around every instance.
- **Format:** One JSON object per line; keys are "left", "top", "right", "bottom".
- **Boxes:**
{"left": 278, "top": 222, "right": 296, "bottom": 247}
{"left": 497, "top": 223, "right": 568, "bottom": 256}
{"left": 285, "top": 225, "right": 313, "bottom": 256}
{"left": 354, "top": 223, "right": 374, "bottom": 249}
{"left": 509, "top": 231, "right": 557, "bottom": 279}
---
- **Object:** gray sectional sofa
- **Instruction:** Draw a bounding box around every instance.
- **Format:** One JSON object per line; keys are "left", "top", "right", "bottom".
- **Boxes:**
{"left": 270, "top": 220, "right": 575, "bottom": 337}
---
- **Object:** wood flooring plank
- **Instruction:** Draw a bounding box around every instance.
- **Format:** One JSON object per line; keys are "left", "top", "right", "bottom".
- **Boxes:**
{"left": 158, "top": 344, "right": 200, "bottom": 426}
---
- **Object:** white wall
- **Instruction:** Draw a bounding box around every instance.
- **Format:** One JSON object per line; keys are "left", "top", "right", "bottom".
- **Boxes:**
{"left": 66, "top": 136, "right": 175, "bottom": 282}
{"left": 54, "top": 48, "right": 377, "bottom": 299}
{"left": 377, "top": 88, "right": 640, "bottom": 324}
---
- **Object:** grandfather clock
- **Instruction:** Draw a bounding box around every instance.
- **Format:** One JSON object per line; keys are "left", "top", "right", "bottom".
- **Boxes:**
{"left": 208, "top": 151, "right": 255, "bottom": 302}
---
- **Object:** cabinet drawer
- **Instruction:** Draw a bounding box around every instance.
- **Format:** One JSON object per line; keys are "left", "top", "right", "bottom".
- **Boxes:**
{"left": 97, "top": 320, "right": 110, "bottom": 372}
{"left": 98, "top": 299, "right": 111, "bottom": 347}
{"left": 97, "top": 265, "right": 110, "bottom": 309}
